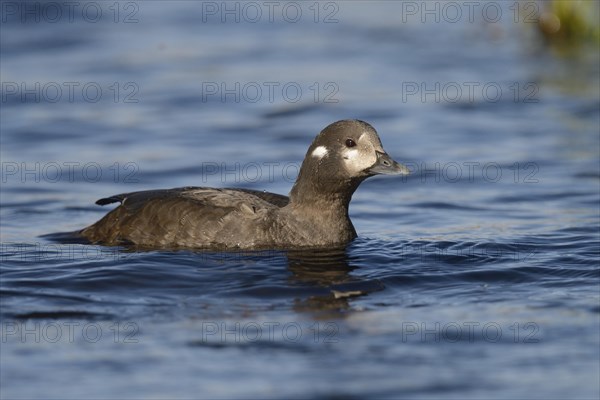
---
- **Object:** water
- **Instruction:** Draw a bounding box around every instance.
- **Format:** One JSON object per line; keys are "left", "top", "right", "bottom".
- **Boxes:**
{"left": 1, "top": 1, "right": 599, "bottom": 399}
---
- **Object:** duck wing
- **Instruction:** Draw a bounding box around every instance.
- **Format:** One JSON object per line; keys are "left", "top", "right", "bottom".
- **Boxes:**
{"left": 81, "top": 187, "right": 288, "bottom": 247}
{"left": 95, "top": 187, "right": 289, "bottom": 208}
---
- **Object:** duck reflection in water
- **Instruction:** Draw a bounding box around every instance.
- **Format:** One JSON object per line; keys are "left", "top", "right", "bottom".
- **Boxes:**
{"left": 286, "top": 247, "right": 385, "bottom": 315}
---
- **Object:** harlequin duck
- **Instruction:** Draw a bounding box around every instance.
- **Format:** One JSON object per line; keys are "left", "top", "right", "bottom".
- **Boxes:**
{"left": 80, "top": 120, "right": 409, "bottom": 249}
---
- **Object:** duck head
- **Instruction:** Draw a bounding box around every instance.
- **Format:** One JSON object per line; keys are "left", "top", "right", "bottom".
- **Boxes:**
{"left": 290, "top": 119, "right": 409, "bottom": 206}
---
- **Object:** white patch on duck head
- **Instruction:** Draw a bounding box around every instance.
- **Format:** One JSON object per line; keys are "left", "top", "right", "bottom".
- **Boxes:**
{"left": 311, "top": 145, "right": 329, "bottom": 159}
{"left": 342, "top": 131, "right": 381, "bottom": 175}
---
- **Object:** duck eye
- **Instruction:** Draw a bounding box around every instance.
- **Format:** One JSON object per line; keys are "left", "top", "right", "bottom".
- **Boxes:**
{"left": 345, "top": 139, "right": 356, "bottom": 148}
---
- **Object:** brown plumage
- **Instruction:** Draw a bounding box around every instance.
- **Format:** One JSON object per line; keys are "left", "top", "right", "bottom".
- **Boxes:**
{"left": 79, "top": 120, "right": 409, "bottom": 249}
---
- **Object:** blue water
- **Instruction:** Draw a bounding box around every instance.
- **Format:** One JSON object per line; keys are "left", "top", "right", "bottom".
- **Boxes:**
{"left": 1, "top": 1, "right": 599, "bottom": 399}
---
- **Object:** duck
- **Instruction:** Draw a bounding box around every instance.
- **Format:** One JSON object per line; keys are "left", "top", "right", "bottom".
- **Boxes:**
{"left": 79, "top": 119, "right": 409, "bottom": 249}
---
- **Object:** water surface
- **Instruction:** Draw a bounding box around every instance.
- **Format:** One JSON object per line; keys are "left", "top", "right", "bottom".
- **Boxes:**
{"left": 1, "top": 2, "right": 599, "bottom": 399}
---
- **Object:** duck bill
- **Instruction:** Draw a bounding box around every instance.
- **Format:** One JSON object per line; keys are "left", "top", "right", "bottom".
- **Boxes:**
{"left": 367, "top": 151, "right": 410, "bottom": 175}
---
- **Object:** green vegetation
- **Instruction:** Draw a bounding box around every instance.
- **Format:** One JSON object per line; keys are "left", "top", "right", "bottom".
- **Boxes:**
{"left": 536, "top": 0, "right": 600, "bottom": 46}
